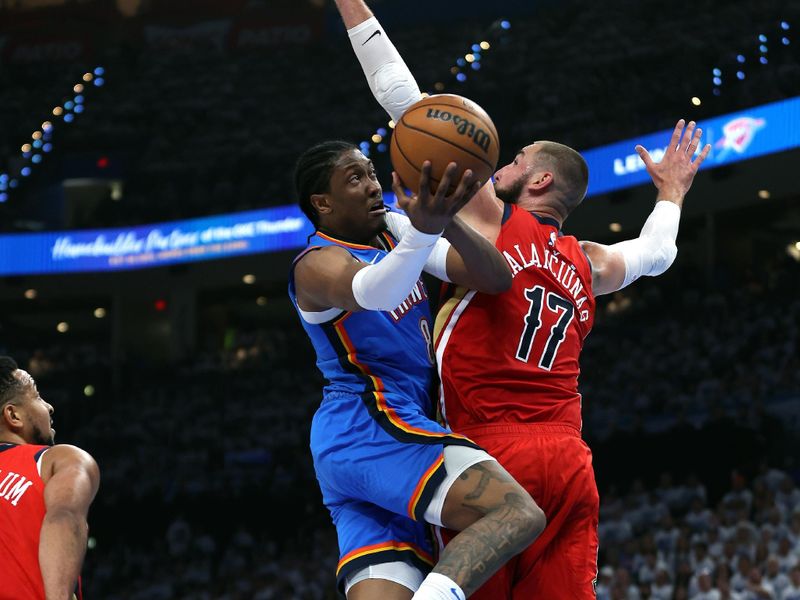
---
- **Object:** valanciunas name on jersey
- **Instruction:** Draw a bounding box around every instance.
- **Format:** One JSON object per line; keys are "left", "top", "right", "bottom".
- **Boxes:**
{"left": 502, "top": 243, "right": 591, "bottom": 322}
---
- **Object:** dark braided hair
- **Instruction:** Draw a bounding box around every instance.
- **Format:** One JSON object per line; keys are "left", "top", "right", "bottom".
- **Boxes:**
{"left": 0, "top": 356, "right": 22, "bottom": 405}
{"left": 294, "top": 141, "right": 358, "bottom": 227}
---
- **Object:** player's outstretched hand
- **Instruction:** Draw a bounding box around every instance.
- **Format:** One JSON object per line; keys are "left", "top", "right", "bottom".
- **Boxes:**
{"left": 392, "top": 162, "right": 482, "bottom": 234}
{"left": 636, "top": 119, "right": 712, "bottom": 204}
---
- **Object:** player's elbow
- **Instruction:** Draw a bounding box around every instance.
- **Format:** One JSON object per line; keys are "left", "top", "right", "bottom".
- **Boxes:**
{"left": 351, "top": 266, "right": 414, "bottom": 312}
{"left": 43, "top": 508, "right": 89, "bottom": 535}
{"left": 485, "top": 267, "right": 513, "bottom": 294}
{"left": 526, "top": 502, "right": 547, "bottom": 540}
{"left": 471, "top": 261, "right": 513, "bottom": 295}
{"left": 651, "top": 242, "right": 678, "bottom": 276}
{"left": 514, "top": 496, "right": 547, "bottom": 551}
{"left": 352, "top": 292, "right": 406, "bottom": 313}
{"left": 374, "top": 64, "right": 421, "bottom": 122}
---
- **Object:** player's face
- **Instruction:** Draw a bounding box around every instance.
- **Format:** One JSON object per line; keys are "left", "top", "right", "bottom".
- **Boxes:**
{"left": 326, "top": 150, "right": 386, "bottom": 241}
{"left": 15, "top": 370, "right": 55, "bottom": 446}
{"left": 493, "top": 146, "right": 534, "bottom": 204}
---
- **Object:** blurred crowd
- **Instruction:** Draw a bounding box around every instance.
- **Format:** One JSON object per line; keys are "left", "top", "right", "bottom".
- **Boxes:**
{"left": 0, "top": 257, "right": 794, "bottom": 598}
{"left": 596, "top": 463, "right": 800, "bottom": 600}
{"left": 0, "top": 0, "right": 798, "bottom": 230}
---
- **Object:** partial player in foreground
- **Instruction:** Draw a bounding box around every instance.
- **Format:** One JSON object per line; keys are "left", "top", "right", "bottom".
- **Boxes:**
{"left": 334, "top": 1, "right": 711, "bottom": 598}
{"left": 289, "top": 141, "right": 546, "bottom": 600}
{"left": 0, "top": 356, "right": 100, "bottom": 600}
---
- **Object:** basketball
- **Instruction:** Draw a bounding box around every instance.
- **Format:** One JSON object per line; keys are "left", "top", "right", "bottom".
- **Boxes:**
{"left": 390, "top": 94, "right": 500, "bottom": 194}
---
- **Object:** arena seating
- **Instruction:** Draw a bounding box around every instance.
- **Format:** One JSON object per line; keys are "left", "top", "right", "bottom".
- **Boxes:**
{"left": 0, "top": 0, "right": 797, "bottom": 230}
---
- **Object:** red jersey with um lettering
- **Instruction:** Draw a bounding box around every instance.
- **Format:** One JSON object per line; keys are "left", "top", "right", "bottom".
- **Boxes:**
{"left": 434, "top": 204, "right": 596, "bottom": 432}
{"left": 0, "top": 443, "right": 50, "bottom": 600}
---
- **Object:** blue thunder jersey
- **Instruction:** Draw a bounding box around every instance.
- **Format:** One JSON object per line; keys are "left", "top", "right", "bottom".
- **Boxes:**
{"left": 288, "top": 229, "right": 478, "bottom": 592}
{"left": 289, "top": 229, "right": 444, "bottom": 436}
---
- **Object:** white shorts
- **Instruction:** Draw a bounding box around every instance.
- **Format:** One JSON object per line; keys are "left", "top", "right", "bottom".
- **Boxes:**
{"left": 422, "top": 444, "right": 495, "bottom": 527}
{"left": 344, "top": 560, "right": 424, "bottom": 595}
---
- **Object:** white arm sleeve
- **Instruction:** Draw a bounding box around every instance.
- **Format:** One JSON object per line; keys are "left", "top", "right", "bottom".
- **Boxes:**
{"left": 347, "top": 17, "right": 423, "bottom": 122}
{"left": 609, "top": 200, "right": 681, "bottom": 289}
{"left": 352, "top": 225, "right": 442, "bottom": 311}
{"left": 385, "top": 211, "right": 452, "bottom": 282}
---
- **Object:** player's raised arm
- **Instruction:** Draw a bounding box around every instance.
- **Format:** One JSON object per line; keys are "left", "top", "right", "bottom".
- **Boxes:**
{"left": 334, "top": 0, "right": 504, "bottom": 238}
{"left": 580, "top": 119, "right": 711, "bottom": 296}
{"left": 334, "top": 0, "right": 422, "bottom": 123}
{"left": 39, "top": 445, "right": 100, "bottom": 600}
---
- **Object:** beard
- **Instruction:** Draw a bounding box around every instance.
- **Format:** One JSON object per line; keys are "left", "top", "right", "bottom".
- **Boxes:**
{"left": 494, "top": 175, "right": 527, "bottom": 205}
{"left": 31, "top": 424, "right": 54, "bottom": 446}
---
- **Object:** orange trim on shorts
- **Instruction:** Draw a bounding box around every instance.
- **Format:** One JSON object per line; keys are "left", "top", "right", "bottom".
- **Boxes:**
{"left": 336, "top": 540, "right": 435, "bottom": 575}
{"left": 407, "top": 453, "right": 445, "bottom": 519}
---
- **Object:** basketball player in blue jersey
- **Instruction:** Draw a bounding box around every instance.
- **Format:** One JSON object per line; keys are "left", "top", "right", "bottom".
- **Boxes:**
{"left": 289, "top": 142, "right": 547, "bottom": 600}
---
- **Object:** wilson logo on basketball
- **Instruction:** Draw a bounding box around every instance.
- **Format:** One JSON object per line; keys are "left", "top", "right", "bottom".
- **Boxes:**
{"left": 425, "top": 109, "right": 492, "bottom": 153}
{"left": 390, "top": 94, "right": 498, "bottom": 194}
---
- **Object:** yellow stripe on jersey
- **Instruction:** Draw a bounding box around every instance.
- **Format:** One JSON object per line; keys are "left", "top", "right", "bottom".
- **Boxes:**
{"left": 433, "top": 285, "right": 469, "bottom": 347}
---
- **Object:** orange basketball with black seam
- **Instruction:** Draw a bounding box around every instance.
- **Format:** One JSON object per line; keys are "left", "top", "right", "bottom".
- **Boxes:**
{"left": 390, "top": 94, "right": 500, "bottom": 194}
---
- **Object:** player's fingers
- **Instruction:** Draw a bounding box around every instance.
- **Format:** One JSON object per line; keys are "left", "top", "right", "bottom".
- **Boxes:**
{"left": 680, "top": 121, "right": 696, "bottom": 153}
{"left": 635, "top": 145, "right": 655, "bottom": 171}
{"left": 391, "top": 172, "right": 412, "bottom": 209}
{"left": 687, "top": 127, "right": 703, "bottom": 156}
{"left": 670, "top": 119, "right": 686, "bottom": 151}
{"left": 447, "top": 169, "right": 476, "bottom": 208}
{"left": 434, "top": 162, "right": 459, "bottom": 203}
{"left": 391, "top": 171, "right": 407, "bottom": 198}
{"left": 692, "top": 143, "right": 712, "bottom": 169}
{"left": 466, "top": 179, "right": 482, "bottom": 202}
{"left": 418, "top": 161, "right": 432, "bottom": 199}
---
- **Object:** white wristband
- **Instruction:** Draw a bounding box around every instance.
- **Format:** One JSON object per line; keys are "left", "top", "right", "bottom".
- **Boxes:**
{"left": 347, "top": 17, "right": 422, "bottom": 122}
{"left": 610, "top": 200, "right": 681, "bottom": 288}
{"left": 352, "top": 225, "right": 441, "bottom": 311}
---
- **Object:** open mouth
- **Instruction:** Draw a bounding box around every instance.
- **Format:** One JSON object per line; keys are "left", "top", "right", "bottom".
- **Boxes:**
{"left": 369, "top": 200, "right": 386, "bottom": 215}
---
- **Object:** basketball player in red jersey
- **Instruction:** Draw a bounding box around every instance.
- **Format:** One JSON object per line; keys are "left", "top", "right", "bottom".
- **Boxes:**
{"left": 0, "top": 356, "right": 100, "bottom": 600}
{"left": 431, "top": 125, "right": 708, "bottom": 600}
{"left": 334, "top": 1, "right": 711, "bottom": 597}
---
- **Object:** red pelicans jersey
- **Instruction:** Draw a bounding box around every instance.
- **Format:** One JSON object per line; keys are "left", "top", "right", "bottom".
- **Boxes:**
{"left": 0, "top": 443, "right": 49, "bottom": 600}
{"left": 435, "top": 204, "right": 596, "bottom": 432}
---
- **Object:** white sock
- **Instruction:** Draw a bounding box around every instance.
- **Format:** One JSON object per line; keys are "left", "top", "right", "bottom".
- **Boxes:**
{"left": 412, "top": 572, "right": 466, "bottom": 600}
